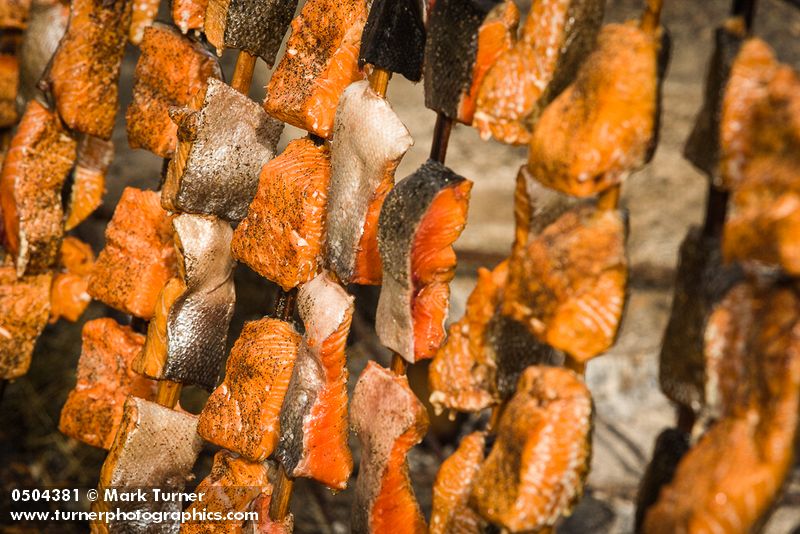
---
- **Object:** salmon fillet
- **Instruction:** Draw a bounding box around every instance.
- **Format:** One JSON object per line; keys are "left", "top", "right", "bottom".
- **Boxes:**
{"left": 172, "top": 0, "right": 205, "bottom": 34}
{"left": 470, "top": 366, "right": 593, "bottom": 532}
{"left": 46, "top": 0, "right": 132, "bottom": 139}
{"left": 473, "top": 0, "right": 604, "bottom": 143}
{"left": 527, "top": 22, "right": 659, "bottom": 196}
{"left": 0, "top": 266, "right": 50, "bottom": 379}
{"left": 205, "top": 0, "right": 297, "bottom": 65}
{"left": 88, "top": 187, "right": 177, "bottom": 319}
{"left": 0, "top": 54, "right": 18, "bottom": 127}
{"left": 198, "top": 318, "right": 301, "bottom": 462}
{"left": 126, "top": 23, "right": 221, "bottom": 158}
{"left": 430, "top": 431, "right": 487, "bottom": 534}
{"left": 263, "top": 0, "right": 367, "bottom": 138}
{"left": 49, "top": 236, "right": 95, "bottom": 323}
{"left": 502, "top": 205, "right": 627, "bottom": 363}
{"left": 16, "top": 0, "right": 68, "bottom": 111}
{"left": 181, "top": 450, "right": 271, "bottom": 534}
{"left": 358, "top": 0, "right": 425, "bottom": 83}
{"left": 0, "top": 0, "right": 29, "bottom": 28}
{"left": 376, "top": 160, "right": 472, "bottom": 363}
{"left": 164, "top": 78, "right": 284, "bottom": 222}
{"left": 97, "top": 397, "right": 202, "bottom": 531}
{"left": 644, "top": 283, "right": 800, "bottom": 532}
{"left": 59, "top": 318, "right": 156, "bottom": 449}
{"left": 351, "top": 361, "right": 429, "bottom": 534}
{"left": 717, "top": 39, "right": 800, "bottom": 274}
{"left": 325, "top": 80, "right": 412, "bottom": 285}
{"left": 0, "top": 100, "right": 77, "bottom": 276}
{"left": 658, "top": 228, "right": 742, "bottom": 412}
{"left": 65, "top": 134, "right": 113, "bottom": 231}
{"left": 232, "top": 138, "right": 330, "bottom": 291}
{"left": 129, "top": 0, "right": 159, "bottom": 44}
{"left": 276, "top": 272, "right": 354, "bottom": 490}
{"left": 133, "top": 277, "right": 186, "bottom": 380}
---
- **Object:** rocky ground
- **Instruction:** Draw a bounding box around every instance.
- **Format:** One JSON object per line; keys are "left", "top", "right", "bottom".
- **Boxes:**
{"left": 2, "top": 0, "right": 800, "bottom": 532}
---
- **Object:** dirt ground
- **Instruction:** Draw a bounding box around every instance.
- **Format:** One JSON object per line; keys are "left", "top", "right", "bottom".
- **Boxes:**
{"left": 2, "top": 0, "right": 800, "bottom": 532}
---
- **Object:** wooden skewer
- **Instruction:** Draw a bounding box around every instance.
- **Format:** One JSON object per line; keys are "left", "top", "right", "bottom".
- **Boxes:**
{"left": 430, "top": 112, "right": 453, "bottom": 164}
{"left": 231, "top": 51, "right": 257, "bottom": 95}
{"left": 156, "top": 379, "right": 182, "bottom": 408}
{"left": 269, "top": 464, "right": 295, "bottom": 521}
{"left": 640, "top": 0, "right": 663, "bottom": 35}
{"left": 597, "top": 184, "right": 621, "bottom": 211}
{"left": 368, "top": 67, "right": 391, "bottom": 97}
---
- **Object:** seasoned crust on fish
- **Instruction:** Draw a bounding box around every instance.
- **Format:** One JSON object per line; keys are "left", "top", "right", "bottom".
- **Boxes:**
{"left": 263, "top": 0, "right": 367, "bottom": 138}
{"left": 46, "top": 0, "right": 133, "bottom": 139}
{"left": 0, "top": 100, "right": 77, "bottom": 276}
{"left": 0, "top": 54, "right": 18, "bottom": 127}
{"left": 325, "top": 80, "right": 412, "bottom": 284}
{"left": 205, "top": 0, "right": 298, "bottom": 65}
{"left": 502, "top": 204, "right": 628, "bottom": 363}
{"left": 376, "top": 160, "right": 472, "bottom": 363}
{"left": 126, "top": 23, "right": 221, "bottom": 158}
{"left": 165, "top": 78, "right": 284, "bottom": 222}
{"left": 527, "top": 22, "right": 659, "bottom": 196}
{"left": 351, "top": 361, "right": 429, "bottom": 534}
{"left": 198, "top": 318, "right": 301, "bottom": 462}
{"left": 49, "top": 236, "right": 95, "bottom": 323}
{"left": 277, "top": 272, "right": 354, "bottom": 490}
{"left": 172, "top": 0, "right": 205, "bottom": 35}
{"left": 430, "top": 431, "right": 487, "bottom": 534}
{"left": 232, "top": 138, "right": 330, "bottom": 290}
{"left": 59, "top": 318, "right": 156, "bottom": 449}
{"left": 88, "top": 188, "right": 177, "bottom": 319}
{"left": 130, "top": 0, "right": 159, "bottom": 44}
{"left": 359, "top": 0, "right": 425, "bottom": 82}
{"left": 0, "top": 0, "right": 30, "bottom": 28}
{"left": 470, "top": 366, "right": 593, "bottom": 532}
{"left": 0, "top": 266, "right": 50, "bottom": 379}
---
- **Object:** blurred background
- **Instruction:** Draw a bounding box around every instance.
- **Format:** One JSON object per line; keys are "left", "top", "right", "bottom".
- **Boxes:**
{"left": 2, "top": 0, "right": 800, "bottom": 532}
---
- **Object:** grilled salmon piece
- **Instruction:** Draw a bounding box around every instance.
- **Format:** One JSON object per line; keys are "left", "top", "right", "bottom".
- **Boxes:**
{"left": 129, "top": 0, "right": 159, "bottom": 44}
{"left": 165, "top": 78, "right": 284, "bottom": 222}
{"left": 658, "top": 228, "right": 742, "bottom": 413}
{"left": 717, "top": 40, "right": 800, "bottom": 274}
{"left": 134, "top": 214, "right": 235, "bottom": 391}
{"left": 0, "top": 100, "right": 77, "bottom": 276}
{"left": 470, "top": 366, "right": 593, "bottom": 532}
{"left": 351, "top": 361, "right": 429, "bottom": 534}
{"left": 181, "top": 450, "right": 271, "bottom": 534}
{"left": 0, "top": 54, "right": 18, "bottom": 127}
{"left": 97, "top": 397, "right": 202, "bottom": 531}
{"left": 430, "top": 431, "right": 487, "bottom": 534}
{"left": 359, "top": 0, "right": 425, "bottom": 82}
{"left": 232, "top": 138, "right": 330, "bottom": 291}
{"left": 644, "top": 283, "right": 800, "bottom": 533}
{"left": 88, "top": 187, "right": 177, "bottom": 319}
{"left": 502, "top": 204, "right": 627, "bottom": 363}
{"left": 65, "top": 134, "right": 113, "bottom": 231}
{"left": 49, "top": 236, "right": 94, "bottom": 323}
{"left": 16, "top": 0, "right": 68, "bottom": 111}
{"left": 59, "top": 319, "right": 156, "bottom": 449}
{"left": 527, "top": 22, "right": 659, "bottom": 196}
{"left": 325, "top": 80, "right": 412, "bottom": 285}
{"left": 263, "top": 0, "right": 367, "bottom": 138}
{"left": 172, "top": 0, "right": 205, "bottom": 34}
{"left": 276, "top": 272, "right": 354, "bottom": 490}
{"left": 198, "top": 318, "right": 301, "bottom": 462}
{"left": 0, "top": 0, "right": 29, "bottom": 29}
{"left": 473, "top": 0, "right": 604, "bottom": 143}
{"left": 126, "top": 23, "right": 221, "bottom": 158}
{"left": 205, "top": 0, "right": 297, "bottom": 64}
{"left": 0, "top": 266, "right": 50, "bottom": 379}
{"left": 133, "top": 276, "right": 185, "bottom": 380}
{"left": 46, "top": 0, "right": 132, "bottom": 139}
{"left": 376, "top": 160, "right": 472, "bottom": 363}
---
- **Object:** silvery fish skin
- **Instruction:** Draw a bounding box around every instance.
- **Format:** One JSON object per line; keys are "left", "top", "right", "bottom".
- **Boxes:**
{"left": 276, "top": 271, "right": 354, "bottom": 488}
{"left": 162, "top": 214, "right": 235, "bottom": 390}
{"left": 165, "top": 79, "right": 283, "bottom": 222}
{"left": 359, "top": 0, "right": 425, "bottom": 82}
{"left": 16, "top": 0, "right": 69, "bottom": 113}
{"left": 423, "top": 0, "right": 501, "bottom": 118}
{"left": 205, "top": 0, "right": 299, "bottom": 65}
{"left": 98, "top": 397, "right": 202, "bottom": 534}
{"left": 325, "top": 80, "right": 412, "bottom": 283}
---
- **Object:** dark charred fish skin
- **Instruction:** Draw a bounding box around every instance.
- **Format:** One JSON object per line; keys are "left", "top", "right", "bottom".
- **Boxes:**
{"left": 658, "top": 227, "right": 743, "bottom": 412}
{"left": 359, "top": 0, "right": 425, "bottom": 82}
{"left": 207, "top": 0, "right": 299, "bottom": 65}
{"left": 683, "top": 20, "right": 746, "bottom": 183}
{"left": 424, "top": 0, "right": 501, "bottom": 118}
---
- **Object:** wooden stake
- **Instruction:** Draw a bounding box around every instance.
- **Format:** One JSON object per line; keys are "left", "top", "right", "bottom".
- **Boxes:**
{"left": 430, "top": 112, "right": 453, "bottom": 163}
{"left": 156, "top": 379, "right": 182, "bottom": 409}
{"left": 732, "top": 0, "right": 757, "bottom": 31}
{"left": 640, "top": 0, "right": 663, "bottom": 34}
{"left": 564, "top": 357, "right": 587, "bottom": 376}
{"left": 597, "top": 184, "right": 621, "bottom": 211}
{"left": 231, "top": 51, "right": 257, "bottom": 95}
{"left": 390, "top": 352, "right": 408, "bottom": 375}
{"left": 269, "top": 464, "right": 295, "bottom": 521}
{"left": 368, "top": 67, "right": 391, "bottom": 98}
